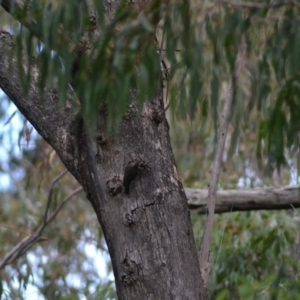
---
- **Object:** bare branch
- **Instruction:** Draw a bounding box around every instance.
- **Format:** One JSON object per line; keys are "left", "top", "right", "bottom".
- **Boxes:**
{"left": 43, "top": 169, "right": 68, "bottom": 224}
{"left": 198, "top": 40, "right": 247, "bottom": 286}
{"left": 213, "top": 0, "right": 300, "bottom": 9}
{"left": 45, "top": 186, "right": 83, "bottom": 224}
{"left": 186, "top": 185, "right": 300, "bottom": 213}
{"left": 0, "top": 169, "right": 83, "bottom": 269}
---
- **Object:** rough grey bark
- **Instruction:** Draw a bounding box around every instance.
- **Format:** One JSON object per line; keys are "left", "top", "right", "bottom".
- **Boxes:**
{"left": 186, "top": 185, "right": 300, "bottom": 213}
{"left": 0, "top": 3, "right": 205, "bottom": 299}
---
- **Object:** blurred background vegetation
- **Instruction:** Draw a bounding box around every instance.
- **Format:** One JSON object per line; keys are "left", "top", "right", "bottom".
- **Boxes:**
{"left": 1, "top": 0, "right": 300, "bottom": 299}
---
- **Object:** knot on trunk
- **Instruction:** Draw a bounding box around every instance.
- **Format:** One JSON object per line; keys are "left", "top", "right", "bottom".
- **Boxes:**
{"left": 106, "top": 175, "right": 122, "bottom": 196}
{"left": 121, "top": 256, "right": 139, "bottom": 286}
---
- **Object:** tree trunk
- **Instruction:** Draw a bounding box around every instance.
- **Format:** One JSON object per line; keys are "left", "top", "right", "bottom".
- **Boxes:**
{"left": 76, "top": 91, "right": 205, "bottom": 299}
{"left": 0, "top": 3, "right": 205, "bottom": 299}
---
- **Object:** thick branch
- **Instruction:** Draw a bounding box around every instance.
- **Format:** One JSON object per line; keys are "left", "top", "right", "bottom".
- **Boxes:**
{"left": 186, "top": 185, "right": 300, "bottom": 214}
{"left": 213, "top": 0, "right": 300, "bottom": 9}
{"left": 0, "top": 0, "right": 76, "bottom": 49}
{"left": 0, "top": 29, "right": 82, "bottom": 180}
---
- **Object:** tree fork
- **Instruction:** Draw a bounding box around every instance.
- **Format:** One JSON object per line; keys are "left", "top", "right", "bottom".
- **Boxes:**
{"left": 0, "top": 1, "right": 206, "bottom": 298}
{"left": 75, "top": 93, "right": 206, "bottom": 299}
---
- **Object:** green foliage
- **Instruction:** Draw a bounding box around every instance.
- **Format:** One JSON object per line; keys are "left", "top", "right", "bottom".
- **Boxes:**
{"left": 5, "top": 0, "right": 300, "bottom": 171}
{"left": 192, "top": 210, "right": 300, "bottom": 300}
{"left": 168, "top": 1, "right": 300, "bottom": 175}
{"left": 2, "top": 0, "right": 300, "bottom": 299}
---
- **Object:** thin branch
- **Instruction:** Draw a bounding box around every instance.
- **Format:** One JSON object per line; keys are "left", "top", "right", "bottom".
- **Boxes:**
{"left": 43, "top": 169, "right": 68, "bottom": 224}
{"left": 45, "top": 186, "right": 83, "bottom": 224}
{"left": 0, "top": 169, "right": 82, "bottom": 269}
{"left": 198, "top": 39, "right": 247, "bottom": 286}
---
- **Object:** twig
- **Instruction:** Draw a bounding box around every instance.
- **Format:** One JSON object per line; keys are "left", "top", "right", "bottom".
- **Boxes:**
{"left": 45, "top": 186, "right": 83, "bottom": 224}
{"left": 0, "top": 169, "right": 82, "bottom": 269}
{"left": 198, "top": 39, "right": 247, "bottom": 286}
{"left": 43, "top": 169, "right": 68, "bottom": 224}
